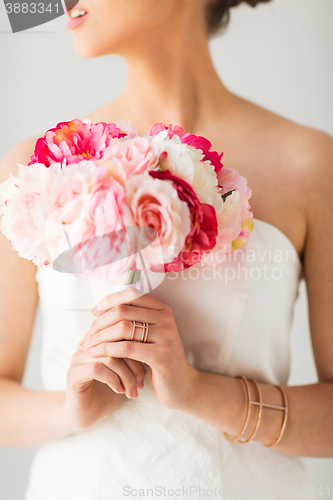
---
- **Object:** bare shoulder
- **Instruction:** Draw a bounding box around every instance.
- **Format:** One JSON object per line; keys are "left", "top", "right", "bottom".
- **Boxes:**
{"left": 261, "top": 112, "right": 333, "bottom": 204}
{"left": 0, "top": 135, "right": 39, "bottom": 180}
{"left": 223, "top": 95, "right": 333, "bottom": 256}
{"left": 234, "top": 95, "right": 333, "bottom": 165}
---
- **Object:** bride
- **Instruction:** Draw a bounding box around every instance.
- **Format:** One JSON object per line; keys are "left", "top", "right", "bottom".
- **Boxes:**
{"left": 1, "top": 0, "right": 332, "bottom": 498}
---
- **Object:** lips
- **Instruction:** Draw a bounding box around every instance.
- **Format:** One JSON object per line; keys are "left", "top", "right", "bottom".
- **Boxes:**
{"left": 67, "top": 6, "right": 89, "bottom": 30}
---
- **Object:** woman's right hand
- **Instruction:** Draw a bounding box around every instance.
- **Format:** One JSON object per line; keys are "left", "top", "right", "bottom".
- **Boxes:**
{"left": 64, "top": 346, "right": 146, "bottom": 431}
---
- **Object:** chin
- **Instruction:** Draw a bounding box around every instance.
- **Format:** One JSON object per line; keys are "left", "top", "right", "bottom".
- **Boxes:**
{"left": 73, "top": 40, "right": 103, "bottom": 59}
{"left": 72, "top": 34, "right": 116, "bottom": 59}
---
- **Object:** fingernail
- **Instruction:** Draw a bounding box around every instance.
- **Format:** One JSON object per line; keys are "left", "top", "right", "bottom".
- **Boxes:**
{"left": 80, "top": 339, "right": 89, "bottom": 347}
{"left": 86, "top": 346, "right": 97, "bottom": 352}
{"left": 128, "top": 389, "right": 138, "bottom": 399}
{"left": 137, "top": 380, "right": 144, "bottom": 390}
{"left": 92, "top": 306, "right": 98, "bottom": 314}
{"left": 83, "top": 331, "right": 91, "bottom": 340}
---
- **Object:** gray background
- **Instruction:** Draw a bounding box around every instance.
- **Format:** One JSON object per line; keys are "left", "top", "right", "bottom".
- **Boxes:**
{"left": 0, "top": 0, "right": 332, "bottom": 498}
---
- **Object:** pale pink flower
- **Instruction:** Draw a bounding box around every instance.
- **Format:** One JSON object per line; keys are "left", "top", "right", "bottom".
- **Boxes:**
{"left": 59, "top": 164, "right": 136, "bottom": 281}
{"left": 68, "top": 229, "right": 137, "bottom": 283}
{"left": 89, "top": 172, "right": 133, "bottom": 235}
{"left": 0, "top": 163, "right": 59, "bottom": 265}
{"left": 204, "top": 167, "right": 253, "bottom": 264}
{"left": 101, "top": 137, "right": 158, "bottom": 178}
{"left": 44, "top": 161, "right": 96, "bottom": 263}
{"left": 114, "top": 120, "right": 138, "bottom": 138}
{"left": 84, "top": 165, "right": 136, "bottom": 278}
{"left": 149, "top": 123, "right": 224, "bottom": 173}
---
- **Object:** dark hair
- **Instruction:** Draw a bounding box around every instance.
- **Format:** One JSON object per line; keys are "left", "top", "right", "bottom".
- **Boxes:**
{"left": 206, "top": 0, "right": 272, "bottom": 37}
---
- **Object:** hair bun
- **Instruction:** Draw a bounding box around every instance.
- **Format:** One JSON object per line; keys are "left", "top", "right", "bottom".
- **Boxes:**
{"left": 230, "top": 0, "right": 271, "bottom": 7}
{"left": 206, "top": 0, "right": 272, "bottom": 36}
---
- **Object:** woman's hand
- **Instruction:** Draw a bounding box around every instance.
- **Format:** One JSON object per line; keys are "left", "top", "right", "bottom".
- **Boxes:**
{"left": 79, "top": 288, "right": 198, "bottom": 410}
{"left": 64, "top": 345, "right": 146, "bottom": 430}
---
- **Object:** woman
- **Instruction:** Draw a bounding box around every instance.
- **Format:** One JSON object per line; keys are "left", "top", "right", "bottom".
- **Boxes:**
{"left": 0, "top": 0, "right": 332, "bottom": 498}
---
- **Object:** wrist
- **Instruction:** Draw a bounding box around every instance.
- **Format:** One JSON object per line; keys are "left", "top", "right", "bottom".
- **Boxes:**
{"left": 53, "top": 392, "right": 81, "bottom": 438}
{"left": 176, "top": 369, "right": 249, "bottom": 438}
{"left": 178, "top": 364, "right": 203, "bottom": 413}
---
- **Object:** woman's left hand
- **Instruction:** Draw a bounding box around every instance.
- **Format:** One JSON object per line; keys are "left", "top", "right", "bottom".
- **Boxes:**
{"left": 79, "top": 288, "right": 198, "bottom": 410}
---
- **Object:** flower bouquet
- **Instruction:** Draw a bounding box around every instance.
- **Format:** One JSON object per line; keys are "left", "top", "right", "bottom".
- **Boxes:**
{"left": 0, "top": 119, "right": 253, "bottom": 295}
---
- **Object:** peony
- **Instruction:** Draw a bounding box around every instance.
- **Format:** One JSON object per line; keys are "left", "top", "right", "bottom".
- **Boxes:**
{"left": 149, "top": 123, "right": 224, "bottom": 173}
{"left": 114, "top": 120, "right": 138, "bottom": 138}
{"left": 46, "top": 161, "right": 136, "bottom": 280}
{"left": 126, "top": 174, "right": 191, "bottom": 268}
{"left": 28, "top": 119, "right": 127, "bottom": 167}
{"left": 89, "top": 165, "right": 132, "bottom": 236}
{"left": 0, "top": 163, "right": 60, "bottom": 265}
{"left": 61, "top": 229, "right": 137, "bottom": 283}
{"left": 150, "top": 170, "right": 218, "bottom": 272}
{"left": 151, "top": 133, "right": 223, "bottom": 214}
{"left": 204, "top": 167, "right": 253, "bottom": 265}
{"left": 88, "top": 165, "right": 136, "bottom": 278}
{"left": 100, "top": 136, "right": 159, "bottom": 178}
{"left": 44, "top": 161, "right": 96, "bottom": 263}
{"left": 0, "top": 120, "right": 254, "bottom": 276}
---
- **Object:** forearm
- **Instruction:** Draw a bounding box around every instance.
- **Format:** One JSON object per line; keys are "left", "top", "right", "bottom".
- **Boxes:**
{"left": 183, "top": 367, "right": 333, "bottom": 457}
{"left": 0, "top": 377, "right": 74, "bottom": 448}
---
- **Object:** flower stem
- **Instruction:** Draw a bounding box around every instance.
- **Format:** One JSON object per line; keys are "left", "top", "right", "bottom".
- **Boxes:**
{"left": 125, "top": 269, "right": 142, "bottom": 285}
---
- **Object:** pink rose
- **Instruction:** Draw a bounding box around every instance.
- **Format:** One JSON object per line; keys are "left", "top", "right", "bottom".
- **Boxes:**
{"left": 28, "top": 119, "right": 127, "bottom": 167}
{"left": 101, "top": 136, "right": 158, "bottom": 178}
{"left": 150, "top": 170, "right": 218, "bottom": 272}
{"left": 126, "top": 173, "right": 191, "bottom": 269}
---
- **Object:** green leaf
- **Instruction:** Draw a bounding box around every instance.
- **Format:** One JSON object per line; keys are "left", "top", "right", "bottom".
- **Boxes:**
{"left": 221, "top": 189, "right": 235, "bottom": 203}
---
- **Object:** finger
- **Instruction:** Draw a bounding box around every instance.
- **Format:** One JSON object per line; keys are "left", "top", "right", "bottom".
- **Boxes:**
{"left": 123, "top": 358, "right": 146, "bottom": 389}
{"left": 92, "top": 288, "right": 164, "bottom": 316}
{"left": 80, "top": 322, "right": 157, "bottom": 349}
{"left": 84, "top": 340, "right": 157, "bottom": 367}
{"left": 85, "top": 303, "right": 160, "bottom": 339}
{"left": 74, "top": 349, "right": 144, "bottom": 397}
{"left": 68, "top": 361, "right": 126, "bottom": 395}
{"left": 76, "top": 348, "right": 146, "bottom": 385}
{"left": 99, "top": 357, "right": 139, "bottom": 399}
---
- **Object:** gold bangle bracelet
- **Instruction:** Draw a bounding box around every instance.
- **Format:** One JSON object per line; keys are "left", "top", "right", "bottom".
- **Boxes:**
{"left": 223, "top": 376, "right": 251, "bottom": 443}
{"left": 238, "top": 378, "right": 263, "bottom": 444}
{"left": 263, "top": 385, "right": 288, "bottom": 448}
{"left": 224, "top": 377, "right": 289, "bottom": 447}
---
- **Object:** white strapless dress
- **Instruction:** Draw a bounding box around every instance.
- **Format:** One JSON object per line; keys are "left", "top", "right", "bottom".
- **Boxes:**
{"left": 25, "top": 218, "right": 315, "bottom": 500}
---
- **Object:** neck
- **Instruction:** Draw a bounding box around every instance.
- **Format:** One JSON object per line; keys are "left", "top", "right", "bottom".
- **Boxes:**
{"left": 114, "top": 24, "right": 231, "bottom": 135}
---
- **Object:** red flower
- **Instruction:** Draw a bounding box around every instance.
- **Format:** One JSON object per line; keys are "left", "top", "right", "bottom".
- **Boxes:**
{"left": 149, "top": 169, "right": 218, "bottom": 272}
{"left": 28, "top": 119, "right": 127, "bottom": 167}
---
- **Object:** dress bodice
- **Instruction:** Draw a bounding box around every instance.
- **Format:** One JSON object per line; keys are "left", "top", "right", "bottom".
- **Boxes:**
{"left": 25, "top": 218, "right": 314, "bottom": 500}
{"left": 35, "top": 218, "right": 302, "bottom": 393}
